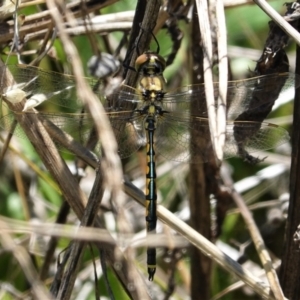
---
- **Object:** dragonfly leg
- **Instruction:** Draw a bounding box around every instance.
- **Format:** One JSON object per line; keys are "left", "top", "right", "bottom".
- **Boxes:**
{"left": 241, "top": 150, "right": 267, "bottom": 164}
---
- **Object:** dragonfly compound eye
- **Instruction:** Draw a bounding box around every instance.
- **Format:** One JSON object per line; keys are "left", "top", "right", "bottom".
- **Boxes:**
{"left": 135, "top": 52, "right": 166, "bottom": 76}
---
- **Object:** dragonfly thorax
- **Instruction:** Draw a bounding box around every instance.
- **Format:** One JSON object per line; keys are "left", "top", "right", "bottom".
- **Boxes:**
{"left": 139, "top": 78, "right": 165, "bottom": 100}
{"left": 137, "top": 74, "right": 166, "bottom": 108}
{"left": 135, "top": 51, "right": 167, "bottom": 106}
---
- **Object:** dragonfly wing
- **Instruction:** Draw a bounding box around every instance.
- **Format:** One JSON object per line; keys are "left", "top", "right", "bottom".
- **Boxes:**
{"left": 105, "top": 85, "right": 144, "bottom": 111}
{"left": 162, "top": 85, "right": 208, "bottom": 117}
{"left": 155, "top": 115, "right": 213, "bottom": 163}
{"left": 0, "top": 77, "right": 146, "bottom": 158}
{"left": 46, "top": 110, "right": 146, "bottom": 158}
{"left": 103, "top": 86, "right": 147, "bottom": 158}
{"left": 227, "top": 73, "right": 292, "bottom": 121}
{"left": 108, "top": 111, "right": 146, "bottom": 158}
{"left": 0, "top": 113, "right": 27, "bottom": 139}
{"left": 0, "top": 112, "right": 100, "bottom": 152}
{"left": 155, "top": 114, "right": 290, "bottom": 164}
{"left": 155, "top": 115, "right": 192, "bottom": 162}
{"left": 2, "top": 65, "right": 101, "bottom": 110}
{"left": 0, "top": 111, "right": 145, "bottom": 159}
{"left": 162, "top": 72, "right": 299, "bottom": 121}
{"left": 224, "top": 121, "right": 290, "bottom": 163}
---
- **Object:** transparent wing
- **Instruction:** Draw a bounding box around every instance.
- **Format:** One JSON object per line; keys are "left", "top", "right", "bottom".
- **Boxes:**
{"left": 0, "top": 67, "right": 145, "bottom": 157}
{"left": 107, "top": 110, "right": 146, "bottom": 158}
{"left": 1, "top": 65, "right": 101, "bottom": 110}
{"left": 1, "top": 66, "right": 145, "bottom": 111}
{"left": 224, "top": 121, "right": 290, "bottom": 160}
{"left": 0, "top": 111, "right": 146, "bottom": 158}
{"left": 155, "top": 114, "right": 290, "bottom": 163}
{"left": 161, "top": 72, "right": 299, "bottom": 120}
{"left": 104, "top": 85, "right": 144, "bottom": 110}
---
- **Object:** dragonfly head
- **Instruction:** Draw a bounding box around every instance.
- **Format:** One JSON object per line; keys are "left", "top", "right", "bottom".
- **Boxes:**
{"left": 135, "top": 51, "right": 166, "bottom": 76}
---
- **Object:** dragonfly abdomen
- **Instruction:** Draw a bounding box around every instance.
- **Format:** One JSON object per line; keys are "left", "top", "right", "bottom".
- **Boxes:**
{"left": 145, "top": 117, "right": 157, "bottom": 280}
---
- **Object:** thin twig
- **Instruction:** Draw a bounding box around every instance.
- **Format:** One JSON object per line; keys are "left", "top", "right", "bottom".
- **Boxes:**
{"left": 56, "top": 168, "right": 105, "bottom": 300}
{"left": 221, "top": 166, "right": 286, "bottom": 300}
{"left": 195, "top": 0, "right": 219, "bottom": 162}
{"left": 253, "top": 0, "right": 300, "bottom": 46}
{"left": 0, "top": 219, "right": 53, "bottom": 299}
{"left": 215, "top": 0, "right": 228, "bottom": 162}
{"left": 0, "top": 0, "right": 122, "bottom": 45}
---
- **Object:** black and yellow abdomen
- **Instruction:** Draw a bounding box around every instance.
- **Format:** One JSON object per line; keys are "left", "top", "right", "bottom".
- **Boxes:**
{"left": 145, "top": 116, "right": 157, "bottom": 280}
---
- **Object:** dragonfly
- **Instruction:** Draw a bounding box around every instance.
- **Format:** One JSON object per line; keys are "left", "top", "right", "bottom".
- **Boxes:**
{"left": 0, "top": 56, "right": 298, "bottom": 280}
